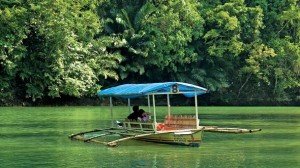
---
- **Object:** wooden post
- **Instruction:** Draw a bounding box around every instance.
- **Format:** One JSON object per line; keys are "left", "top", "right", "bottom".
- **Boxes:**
{"left": 110, "top": 97, "right": 113, "bottom": 127}
{"left": 167, "top": 94, "right": 171, "bottom": 116}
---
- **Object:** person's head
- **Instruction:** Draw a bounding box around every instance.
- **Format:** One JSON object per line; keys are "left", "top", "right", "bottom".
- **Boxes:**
{"left": 139, "top": 109, "right": 145, "bottom": 114}
{"left": 133, "top": 105, "right": 139, "bottom": 113}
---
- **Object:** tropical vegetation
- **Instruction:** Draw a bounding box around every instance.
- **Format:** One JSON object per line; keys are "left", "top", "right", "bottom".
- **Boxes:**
{"left": 0, "top": 0, "right": 299, "bottom": 105}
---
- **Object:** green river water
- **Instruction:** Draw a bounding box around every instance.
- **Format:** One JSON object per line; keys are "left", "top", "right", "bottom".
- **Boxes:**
{"left": 1, "top": 106, "right": 299, "bottom": 168}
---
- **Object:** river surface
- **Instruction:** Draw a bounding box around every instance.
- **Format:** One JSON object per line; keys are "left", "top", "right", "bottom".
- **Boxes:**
{"left": 0, "top": 106, "right": 299, "bottom": 168}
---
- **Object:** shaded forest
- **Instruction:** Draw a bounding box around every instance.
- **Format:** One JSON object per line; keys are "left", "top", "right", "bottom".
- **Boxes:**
{"left": 0, "top": 0, "right": 299, "bottom": 106}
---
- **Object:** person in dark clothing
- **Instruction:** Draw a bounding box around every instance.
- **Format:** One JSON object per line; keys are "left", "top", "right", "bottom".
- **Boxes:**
{"left": 127, "top": 105, "right": 141, "bottom": 121}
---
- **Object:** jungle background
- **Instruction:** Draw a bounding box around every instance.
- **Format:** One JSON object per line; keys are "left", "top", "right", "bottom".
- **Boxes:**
{"left": 0, "top": 0, "right": 299, "bottom": 106}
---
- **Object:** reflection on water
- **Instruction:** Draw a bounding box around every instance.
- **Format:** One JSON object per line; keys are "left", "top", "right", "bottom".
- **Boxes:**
{"left": 0, "top": 107, "right": 299, "bottom": 168}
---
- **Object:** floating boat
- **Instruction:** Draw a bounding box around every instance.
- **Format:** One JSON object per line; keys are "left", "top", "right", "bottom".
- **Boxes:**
{"left": 70, "top": 82, "right": 208, "bottom": 147}
{"left": 69, "top": 82, "right": 261, "bottom": 147}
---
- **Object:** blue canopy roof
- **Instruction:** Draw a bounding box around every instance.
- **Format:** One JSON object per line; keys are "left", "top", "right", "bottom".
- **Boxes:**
{"left": 98, "top": 82, "right": 208, "bottom": 98}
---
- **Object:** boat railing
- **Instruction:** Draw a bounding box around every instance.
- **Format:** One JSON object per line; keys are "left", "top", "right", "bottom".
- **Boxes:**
{"left": 122, "top": 119, "right": 155, "bottom": 132}
{"left": 122, "top": 114, "right": 198, "bottom": 132}
{"left": 162, "top": 114, "right": 198, "bottom": 130}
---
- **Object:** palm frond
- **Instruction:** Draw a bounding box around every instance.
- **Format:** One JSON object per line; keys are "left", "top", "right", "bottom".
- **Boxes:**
{"left": 134, "top": 2, "right": 156, "bottom": 30}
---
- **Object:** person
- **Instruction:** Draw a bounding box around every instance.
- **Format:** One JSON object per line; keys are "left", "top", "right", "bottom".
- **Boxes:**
{"left": 138, "top": 109, "right": 151, "bottom": 122}
{"left": 127, "top": 105, "right": 140, "bottom": 121}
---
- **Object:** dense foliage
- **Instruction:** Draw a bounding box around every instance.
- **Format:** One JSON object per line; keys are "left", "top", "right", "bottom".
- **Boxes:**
{"left": 0, "top": 0, "right": 299, "bottom": 105}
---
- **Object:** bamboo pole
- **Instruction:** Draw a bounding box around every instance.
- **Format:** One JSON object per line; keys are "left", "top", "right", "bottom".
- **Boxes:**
{"left": 84, "top": 133, "right": 110, "bottom": 142}
{"left": 68, "top": 128, "right": 112, "bottom": 139}
{"left": 84, "top": 130, "right": 128, "bottom": 142}
{"left": 147, "top": 95, "right": 151, "bottom": 114}
{"left": 152, "top": 94, "right": 156, "bottom": 129}
{"left": 167, "top": 94, "right": 170, "bottom": 116}
{"left": 202, "top": 126, "right": 262, "bottom": 133}
{"left": 110, "top": 97, "right": 113, "bottom": 127}
{"left": 194, "top": 93, "right": 199, "bottom": 129}
{"left": 128, "top": 98, "right": 131, "bottom": 113}
{"left": 106, "top": 133, "right": 154, "bottom": 147}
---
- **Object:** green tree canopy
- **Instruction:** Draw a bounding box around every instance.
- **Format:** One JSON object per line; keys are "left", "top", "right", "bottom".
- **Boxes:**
{"left": 0, "top": 0, "right": 121, "bottom": 103}
{"left": 1, "top": 0, "right": 299, "bottom": 105}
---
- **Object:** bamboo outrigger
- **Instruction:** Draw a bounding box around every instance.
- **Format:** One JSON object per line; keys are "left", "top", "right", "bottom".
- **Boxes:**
{"left": 69, "top": 82, "right": 261, "bottom": 147}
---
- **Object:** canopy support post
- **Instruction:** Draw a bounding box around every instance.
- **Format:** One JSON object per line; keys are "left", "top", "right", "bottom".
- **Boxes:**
{"left": 195, "top": 93, "right": 199, "bottom": 129}
{"left": 152, "top": 94, "right": 157, "bottom": 131}
{"left": 167, "top": 94, "right": 171, "bottom": 116}
{"left": 110, "top": 97, "right": 113, "bottom": 127}
{"left": 128, "top": 98, "right": 131, "bottom": 113}
{"left": 147, "top": 95, "right": 151, "bottom": 114}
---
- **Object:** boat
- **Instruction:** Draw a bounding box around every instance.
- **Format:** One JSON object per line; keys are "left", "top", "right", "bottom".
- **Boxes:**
{"left": 69, "top": 82, "right": 261, "bottom": 147}
{"left": 69, "top": 82, "right": 208, "bottom": 147}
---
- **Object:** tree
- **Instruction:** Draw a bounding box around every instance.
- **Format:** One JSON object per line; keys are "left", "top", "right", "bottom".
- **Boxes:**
{"left": 99, "top": 0, "right": 204, "bottom": 83}
{"left": 243, "top": 0, "right": 300, "bottom": 102}
{"left": 195, "top": 0, "right": 266, "bottom": 94}
{"left": 0, "top": 0, "right": 122, "bottom": 104}
{"left": 0, "top": 1, "right": 28, "bottom": 103}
